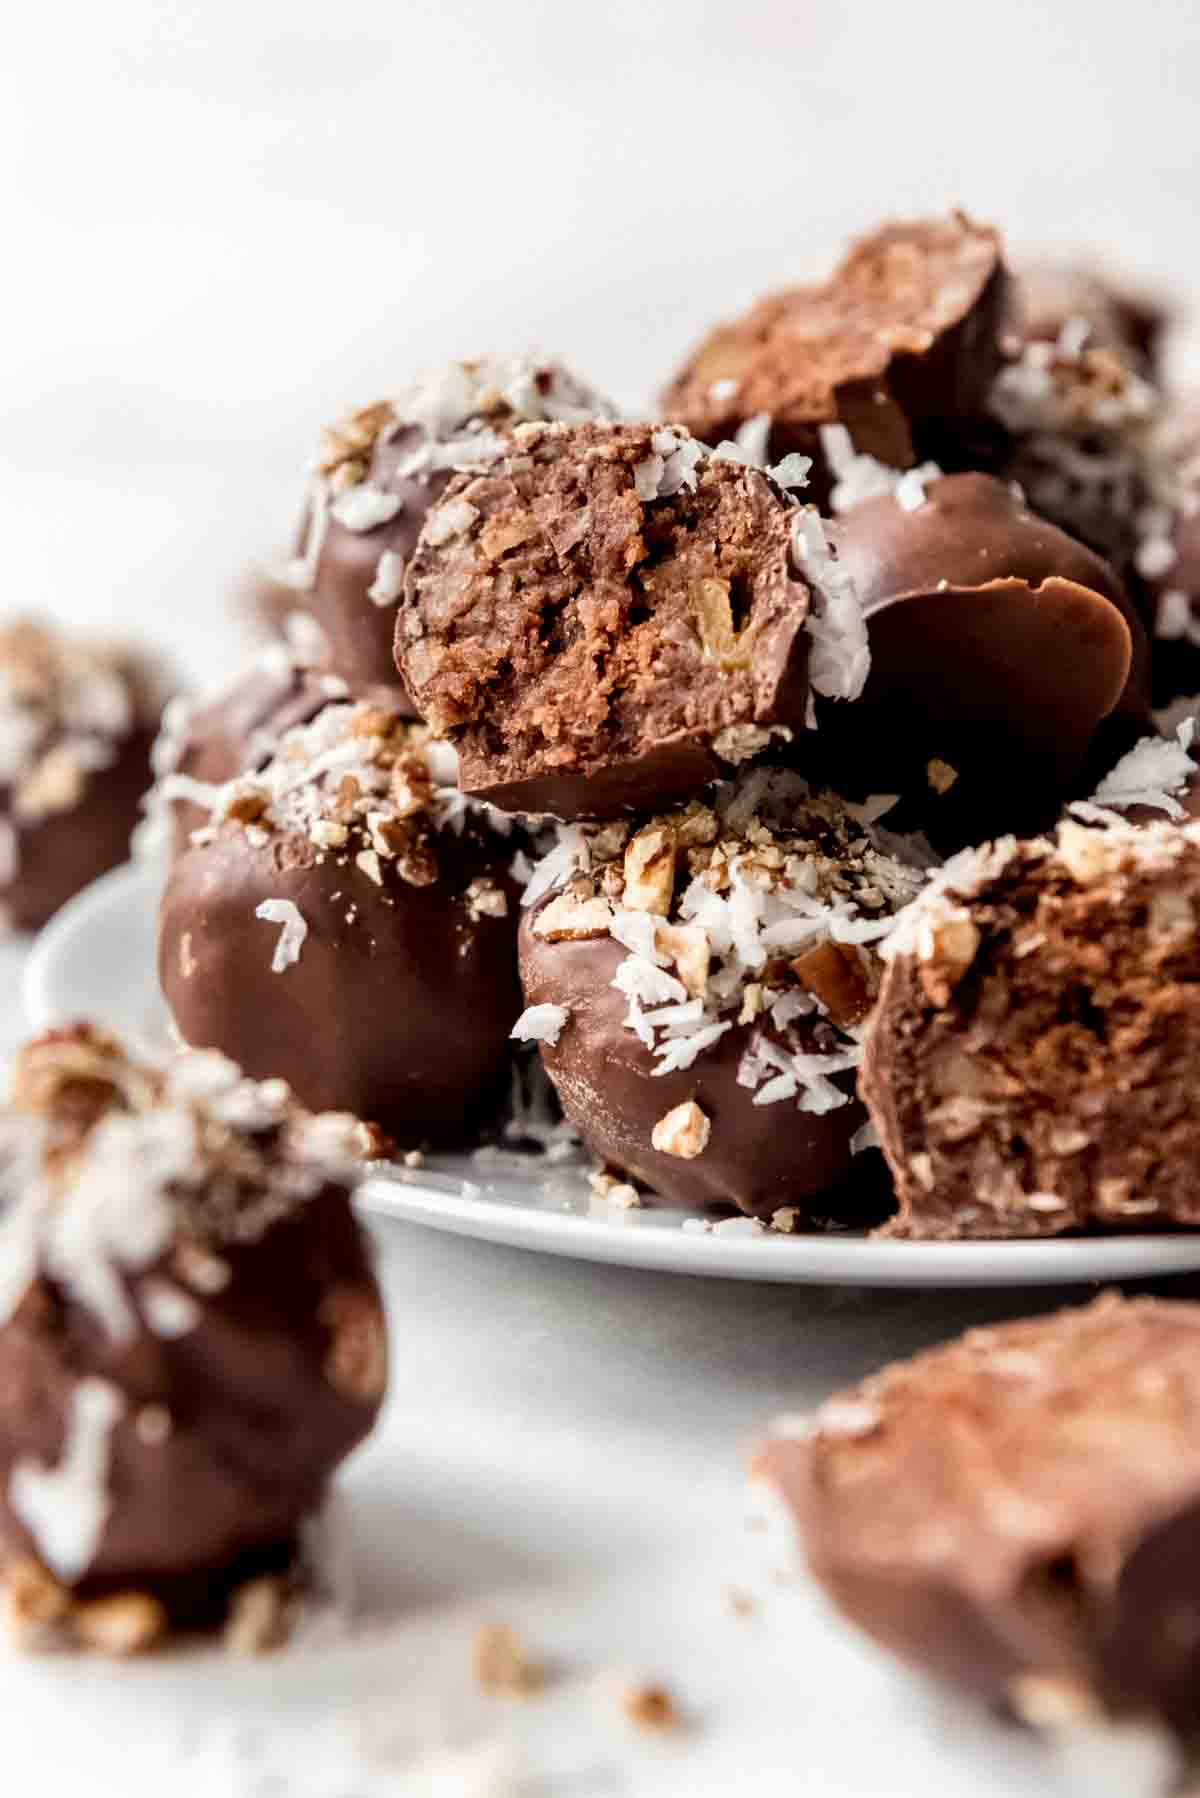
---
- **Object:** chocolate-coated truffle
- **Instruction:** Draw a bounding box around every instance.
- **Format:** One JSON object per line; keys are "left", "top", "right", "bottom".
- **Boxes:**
{"left": 1131, "top": 402, "right": 1200, "bottom": 702}
{"left": 159, "top": 697, "right": 522, "bottom": 1146}
{"left": 815, "top": 473, "right": 1150, "bottom": 843}
{"left": 0, "top": 1026, "right": 384, "bottom": 1632}
{"left": 660, "top": 213, "right": 1007, "bottom": 504}
{"left": 1004, "top": 260, "right": 1170, "bottom": 371}
{"left": 151, "top": 648, "right": 352, "bottom": 855}
{"left": 860, "top": 818, "right": 1200, "bottom": 1238}
{"left": 757, "top": 1293, "right": 1200, "bottom": 1745}
{"left": 397, "top": 420, "right": 828, "bottom": 819}
{"left": 0, "top": 619, "right": 167, "bottom": 931}
{"left": 988, "top": 330, "right": 1160, "bottom": 573}
{"left": 516, "top": 771, "right": 923, "bottom": 1220}
{"left": 270, "top": 357, "right": 617, "bottom": 697}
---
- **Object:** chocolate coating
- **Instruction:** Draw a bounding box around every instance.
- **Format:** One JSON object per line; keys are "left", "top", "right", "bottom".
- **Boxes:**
{"left": 0, "top": 620, "right": 167, "bottom": 932}
{"left": 398, "top": 421, "right": 813, "bottom": 818}
{"left": 813, "top": 475, "right": 1149, "bottom": 845}
{"left": 860, "top": 819, "right": 1200, "bottom": 1238}
{"left": 292, "top": 419, "right": 446, "bottom": 699}
{"left": 0, "top": 1027, "right": 384, "bottom": 1606}
{"left": 758, "top": 1294, "right": 1200, "bottom": 1740}
{"left": 159, "top": 699, "right": 522, "bottom": 1146}
{"left": 661, "top": 213, "right": 1007, "bottom": 504}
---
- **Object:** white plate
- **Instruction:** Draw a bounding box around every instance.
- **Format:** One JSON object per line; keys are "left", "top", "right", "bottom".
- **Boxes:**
{"left": 24, "top": 861, "right": 1200, "bottom": 1288}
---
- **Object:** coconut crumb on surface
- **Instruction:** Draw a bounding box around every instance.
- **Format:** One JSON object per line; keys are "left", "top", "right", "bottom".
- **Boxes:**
{"left": 615, "top": 1681, "right": 684, "bottom": 1734}
{"left": 470, "top": 1621, "right": 545, "bottom": 1699}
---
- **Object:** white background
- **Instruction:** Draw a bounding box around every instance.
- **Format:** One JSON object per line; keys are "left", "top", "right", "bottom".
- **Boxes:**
{"left": 6, "top": 5, "right": 1200, "bottom": 1792}
{"left": 4, "top": 0, "right": 1200, "bottom": 686}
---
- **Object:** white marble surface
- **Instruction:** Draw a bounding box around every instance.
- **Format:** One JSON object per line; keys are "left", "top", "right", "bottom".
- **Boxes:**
{"left": 6, "top": 1, "right": 1200, "bottom": 1790}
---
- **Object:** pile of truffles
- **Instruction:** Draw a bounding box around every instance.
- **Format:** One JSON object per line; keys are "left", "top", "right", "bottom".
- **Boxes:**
{"left": 141, "top": 211, "right": 1200, "bottom": 1236}
{"left": 0, "top": 1026, "right": 385, "bottom": 1651}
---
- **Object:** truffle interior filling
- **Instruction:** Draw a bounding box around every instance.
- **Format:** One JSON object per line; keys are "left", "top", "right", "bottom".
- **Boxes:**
{"left": 404, "top": 433, "right": 805, "bottom": 780}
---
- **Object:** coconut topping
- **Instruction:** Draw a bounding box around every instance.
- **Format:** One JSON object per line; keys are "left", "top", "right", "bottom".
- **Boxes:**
{"left": 171, "top": 701, "right": 509, "bottom": 893}
{"left": 527, "top": 771, "right": 925, "bottom": 1110}
{"left": 255, "top": 898, "right": 309, "bottom": 972}
{"left": 278, "top": 357, "right": 618, "bottom": 593}
{"left": 1071, "top": 719, "right": 1196, "bottom": 823}
{"left": 819, "top": 424, "right": 942, "bottom": 516}
{"left": 0, "top": 620, "right": 163, "bottom": 833}
{"left": 789, "top": 510, "right": 871, "bottom": 703}
{"left": 988, "top": 332, "right": 1160, "bottom": 562}
{"left": 0, "top": 1028, "right": 374, "bottom": 1343}
{"left": 883, "top": 820, "right": 1200, "bottom": 996}
{"left": 9, "top": 1378, "right": 125, "bottom": 1582}
{"left": 511, "top": 1003, "right": 570, "bottom": 1047}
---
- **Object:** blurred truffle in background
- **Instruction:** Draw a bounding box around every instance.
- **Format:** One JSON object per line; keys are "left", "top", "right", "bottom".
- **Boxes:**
{"left": 0, "top": 619, "right": 169, "bottom": 932}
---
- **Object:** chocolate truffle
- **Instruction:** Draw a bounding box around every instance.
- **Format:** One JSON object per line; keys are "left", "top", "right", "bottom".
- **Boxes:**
{"left": 270, "top": 357, "right": 617, "bottom": 697}
{"left": 660, "top": 213, "right": 1007, "bottom": 504}
{"left": 860, "top": 817, "right": 1200, "bottom": 1238}
{"left": 757, "top": 1293, "right": 1200, "bottom": 1745}
{"left": 515, "top": 770, "right": 924, "bottom": 1220}
{"left": 159, "top": 696, "right": 522, "bottom": 1146}
{"left": 1130, "top": 402, "right": 1200, "bottom": 703}
{"left": 149, "top": 647, "right": 358, "bottom": 856}
{"left": 0, "top": 1026, "right": 384, "bottom": 1640}
{"left": 814, "top": 473, "right": 1150, "bottom": 844}
{"left": 988, "top": 329, "right": 1160, "bottom": 574}
{"left": 397, "top": 420, "right": 841, "bottom": 818}
{"left": 0, "top": 618, "right": 167, "bottom": 931}
{"left": 1004, "top": 261, "right": 1170, "bottom": 372}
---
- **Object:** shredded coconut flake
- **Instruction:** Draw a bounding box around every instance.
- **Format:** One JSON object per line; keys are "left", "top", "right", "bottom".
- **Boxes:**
{"left": 1073, "top": 720, "right": 1196, "bottom": 821}
{"left": 9, "top": 1378, "right": 125, "bottom": 1581}
{"left": 367, "top": 550, "right": 406, "bottom": 606}
{"left": 820, "top": 423, "right": 941, "bottom": 517}
{"left": 329, "top": 485, "right": 404, "bottom": 533}
{"left": 790, "top": 509, "right": 870, "bottom": 702}
{"left": 424, "top": 497, "right": 480, "bottom": 545}
{"left": 511, "top": 1004, "right": 570, "bottom": 1047}
{"left": 255, "top": 898, "right": 309, "bottom": 972}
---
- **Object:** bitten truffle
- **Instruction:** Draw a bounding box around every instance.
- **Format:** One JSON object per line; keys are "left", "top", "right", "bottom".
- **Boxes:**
{"left": 269, "top": 357, "right": 617, "bottom": 696}
{"left": 816, "top": 473, "right": 1151, "bottom": 843}
{"left": 158, "top": 696, "right": 522, "bottom": 1146}
{"left": 757, "top": 1293, "right": 1200, "bottom": 1748}
{"left": 397, "top": 420, "right": 836, "bottom": 818}
{"left": 0, "top": 1026, "right": 385, "bottom": 1641}
{"left": 0, "top": 619, "right": 167, "bottom": 931}
{"left": 516, "top": 769, "right": 923, "bottom": 1220}
{"left": 660, "top": 213, "right": 1007, "bottom": 504}
{"left": 860, "top": 818, "right": 1200, "bottom": 1238}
